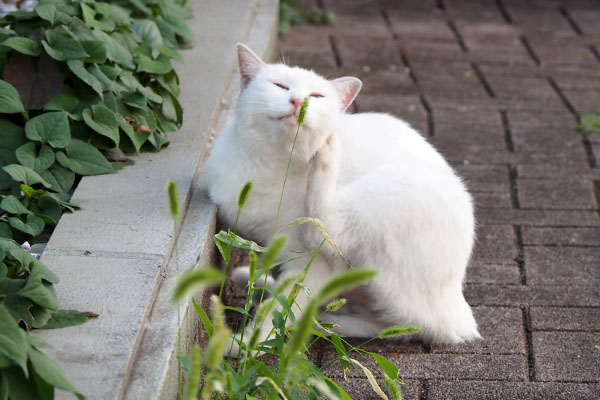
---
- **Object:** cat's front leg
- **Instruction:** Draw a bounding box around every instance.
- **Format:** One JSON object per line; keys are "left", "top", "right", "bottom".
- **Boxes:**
{"left": 305, "top": 133, "right": 340, "bottom": 249}
{"left": 306, "top": 132, "right": 340, "bottom": 219}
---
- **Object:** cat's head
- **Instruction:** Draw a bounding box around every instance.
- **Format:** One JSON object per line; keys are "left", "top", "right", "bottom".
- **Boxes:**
{"left": 234, "top": 44, "right": 361, "bottom": 158}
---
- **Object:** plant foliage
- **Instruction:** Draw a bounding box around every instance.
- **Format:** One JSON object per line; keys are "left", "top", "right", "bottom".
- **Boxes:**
{"left": 0, "top": 0, "right": 192, "bottom": 398}
{"left": 279, "top": 0, "right": 336, "bottom": 35}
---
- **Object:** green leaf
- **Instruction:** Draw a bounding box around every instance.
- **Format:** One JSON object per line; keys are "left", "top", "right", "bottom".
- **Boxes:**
{"left": 94, "top": 3, "right": 131, "bottom": 26}
{"left": 0, "top": 223, "right": 12, "bottom": 239}
{"left": 1, "top": 37, "right": 40, "bottom": 56}
{"left": 35, "top": 0, "right": 72, "bottom": 24}
{"left": 80, "top": 2, "right": 114, "bottom": 31}
{"left": 92, "top": 29, "right": 134, "bottom": 69}
{"left": 0, "top": 80, "right": 25, "bottom": 113}
{"left": 350, "top": 357, "right": 390, "bottom": 400}
{"left": 17, "top": 265, "right": 58, "bottom": 309}
{"left": 213, "top": 234, "right": 230, "bottom": 264}
{"left": 9, "top": 214, "right": 45, "bottom": 237}
{"left": 39, "top": 310, "right": 91, "bottom": 329}
{"left": 25, "top": 111, "right": 71, "bottom": 149}
{"left": 0, "top": 119, "right": 27, "bottom": 189}
{"left": 284, "top": 299, "right": 319, "bottom": 363}
{"left": 0, "top": 195, "right": 31, "bottom": 215}
{"left": 368, "top": 352, "right": 401, "bottom": 381}
{"left": 29, "top": 305, "right": 53, "bottom": 329}
{"left": 325, "top": 298, "right": 346, "bottom": 312}
{"left": 2, "top": 164, "right": 52, "bottom": 188}
{"left": 323, "top": 376, "right": 352, "bottom": 400}
{"left": 137, "top": 53, "right": 172, "bottom": 74}
{"left": 44, "top": 85, "right": 79, "bottom": 113}
{"left": 0, "top": 303, "right": 28, "bottom": 375}
{"left": 67, "top": 59, "right": 104, "bottom": 98}
{"left": 81, "top": 40, "right": 107, "bottom": 63}
{"left": 16, "top": 143, "right": 55, "bottom": 174}
{"left": 317, "top": 269, "right": 377, "bottom": 303}
{"left": 56, "top": 139, "right": 114, "bottom": 175}
{"left": 378, "top": 325, "right": 421, "bottom": 339}
{"left": 192, "top": 298, "right": 213, "bottom": 337}
{"left": 214, "top": 230, "right": 267, "bottom": 252}
{"left": 42, "top": 30, "right": 88, "bottom": 61}
{"left": 82, "top": 104, "right": 119, "bottom": 146}
{"left": 40, "top": 163, "right": 75, "bottom": 194}
{"left": 172, "top": 266, "right": 224, "bottom": 303}
{"left": 28, "top": 347, "right": 84, "bottom": 399}
{"left": 131, "top": 19, "right": 163, "bottom": 48}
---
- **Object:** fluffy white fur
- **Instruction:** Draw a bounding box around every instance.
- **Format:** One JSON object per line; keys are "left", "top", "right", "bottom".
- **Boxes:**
{"left": 203, "top": 44, "right": 480, "bottom": 345}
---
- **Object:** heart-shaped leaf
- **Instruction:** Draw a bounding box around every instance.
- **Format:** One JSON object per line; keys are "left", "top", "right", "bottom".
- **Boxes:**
{"left": 16, "top": 143, "right": 55, "bottom": 173}
{"left": 137, "top": 53, "right": 172, "bottom": 74}
{"left": 42, "top": 30, "right": 88, "bottom": 61}
{"left": 56, "top": 139, "right": 114, "bottom": 175}
{"left": 1, "top": 37, "right": 40, "bottom": 56}
{"left": 92, "top": 29, "right": 134, "bottom": 69}
{"left": 40, "top": 164, "right": 75, "bottom": 194}
{"left": 82, "top": 104, "right": 119, "bottom": 146}
{"left": 66, "top": 59, "right": 104, "bottom": 98}
{"left": 9, "top": 214, "right": 44, "bottom": 237}
{"left": 0, "top": 303, "right": 28, "bottom": 375}
{"left": 25, "top": 111, "right": 70, "bottom": 149}
{"left": 0, "top": 80, "right": 25, "bottom": 113}
{"left": 0, "top": 195, "right": 32, "bottom": 215}
{"left": 2, "top": 164, "right": 52, "bottom": 188}
{"left": 81, "top": 40, "right": 107, "bottom": 63}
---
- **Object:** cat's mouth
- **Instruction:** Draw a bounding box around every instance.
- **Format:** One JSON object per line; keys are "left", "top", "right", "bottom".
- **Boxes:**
{"left": 275, "top": 111, "right": 296, "bottom": 120}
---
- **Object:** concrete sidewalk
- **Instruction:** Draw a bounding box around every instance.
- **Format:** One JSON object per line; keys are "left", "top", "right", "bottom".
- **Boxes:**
{"left": 275, "top": 0, "right": 599, "bottom": 398}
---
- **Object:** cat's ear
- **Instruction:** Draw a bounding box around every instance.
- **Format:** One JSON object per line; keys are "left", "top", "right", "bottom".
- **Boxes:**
{"left": 331, "top": 77, "right": 362, "bottom": 111}
{"left": 237, "top": 43, "right": 266, "bottom": 89}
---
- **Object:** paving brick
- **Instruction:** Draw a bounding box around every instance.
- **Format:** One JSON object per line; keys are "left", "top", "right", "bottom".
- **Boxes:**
{"left": 516, "top": 164, "right": 593, "bottom": 179}
{"left": 472, "top": 224, "right": 519, "bottom": 265}
{"left": 477, "top": 209, "right": 600, "bottom": 226}
{"left": 517, "top": 178, "right": 597, "bottom": 210}
{"left": 428, "top": 380, "right": 600, "bottom": 400}
{"left": 531, "top": 307, "right": 600, "bottom": 332}
{"left": 508, "top": 7, "right": 576, "bottom": 38}
{"left": 466, "top": 262, "right": 521, "bottom": 285}
{"left": 323, "top": 352, "right": 527, "bottom": 381}
{"left": 430, "top": 306, "right": 526, "bottom": 354}
{"left": 510, "top": 125, "right": 585, "bottom": 161}
{"left": 569, "top": 8, "right": 600, "bottom": 37}
{"left": 522, "top": 227, "right": 600, "bottom": 246}
{"left": 527, "top": 37, "right": 599, "bottom": 67}
{"left": 387, "top": 14, "right": 454, "bottom": 42}
{"left": 402, "top": 39, "right": 466, "bottom": 63}
{"left": 465, "top": 283, "right": 600, "bottom": 307}
{"left": 525, "top": 246, "right": 599, "bottom": 286}
{"left": 320, "top": 0, "right": 384, "bottom": 17}
{"left": 563, "top": 89, "right": 600, "bottom": 115}
{"left": 444, "top": 0, "right": 505, "bottom": 22}
{"left": 352, "top": 68, "right": 417, "bottom": 96}
{"left": 471, "top": 190, "right": 513, "bottom": 209}
{"left": 334, "top": 35, "right": 401, "bottom": 69}
{"left": 332, "top": 14, "right": 392, "bottom": 39}
{"left": 279, "top": 26, "right": 338, "bottom": 69}
{"left": 455, "top": 164, "right": 511, "bottom": 192}
{"left": 486, "top": 75, "right": 565, "bottom": 109}
{"left": 327, "top": 377, "right": 420, "bottom": 400}
{"left": 389, "top": 354, "right": 528, "bottom": 381}
{"left": 412, "top": 60, "right": 489, "bottom": 100}
{"left": 354, "top": 94, "right": 428, "bottom": 134}
{"left": 533, "top": 331, "right": 600, "bottom": 382}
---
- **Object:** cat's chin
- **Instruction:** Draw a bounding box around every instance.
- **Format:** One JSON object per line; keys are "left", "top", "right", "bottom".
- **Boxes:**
{"left": 270, "top": 114, "right": 298, "bottom": 129}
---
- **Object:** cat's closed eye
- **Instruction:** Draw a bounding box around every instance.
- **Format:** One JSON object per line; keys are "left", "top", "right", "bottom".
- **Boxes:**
{"left": 273, "top": 82, "right": 289, "bottom": 90}
{"left": 310, "top": 93, "right": 324, "bottom": 98}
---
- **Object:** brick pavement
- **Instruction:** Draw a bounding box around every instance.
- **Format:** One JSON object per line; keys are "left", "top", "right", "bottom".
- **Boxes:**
{"left": 276, "top": 0, "right": 600, "bottom": 398}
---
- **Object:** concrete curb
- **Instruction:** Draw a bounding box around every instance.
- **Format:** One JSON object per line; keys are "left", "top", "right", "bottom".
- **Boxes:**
{"left": 38, "top": 1, "right": 279, "bottom": 399}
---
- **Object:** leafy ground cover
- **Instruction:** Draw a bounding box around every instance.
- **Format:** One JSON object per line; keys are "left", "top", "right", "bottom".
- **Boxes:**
{"left": 0, "top": 0, "right": 192, "bottom": 398}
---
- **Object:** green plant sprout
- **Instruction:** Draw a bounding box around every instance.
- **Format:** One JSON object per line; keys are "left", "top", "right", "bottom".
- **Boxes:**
{"left": 572, "top": 114, "right": 600, "bottom": 135}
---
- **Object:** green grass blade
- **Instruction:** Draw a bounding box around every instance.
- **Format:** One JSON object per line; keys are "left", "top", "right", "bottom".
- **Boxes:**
{"left": 191, "top": 298, "right": 213, "bottom": 338}
{"left": 283, "top": 217, "right": 342, "bottom": 257}
{"left": 317, "top": 269, "right": 377, "bottom": 303}
{"left": 323, "top": 376, "right": 352, "bottom": 400}
{"left": 172, "top": 266, "right": 224, "bottom": 303}
{"left": 378, "top": 326, "right": 420, "bottom": 339}
{"left": 182, "top": 344, "right": 202, "bottom": 400}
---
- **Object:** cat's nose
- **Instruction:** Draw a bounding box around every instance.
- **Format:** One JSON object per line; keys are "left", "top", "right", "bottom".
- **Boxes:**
{"left": 289, "top": 97, "right": 302, "bottom": 109}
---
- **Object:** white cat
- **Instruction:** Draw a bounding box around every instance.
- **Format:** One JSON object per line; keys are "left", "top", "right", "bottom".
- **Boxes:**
{"left": 203, "top": 44, "right": 480, "bottom": 345}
